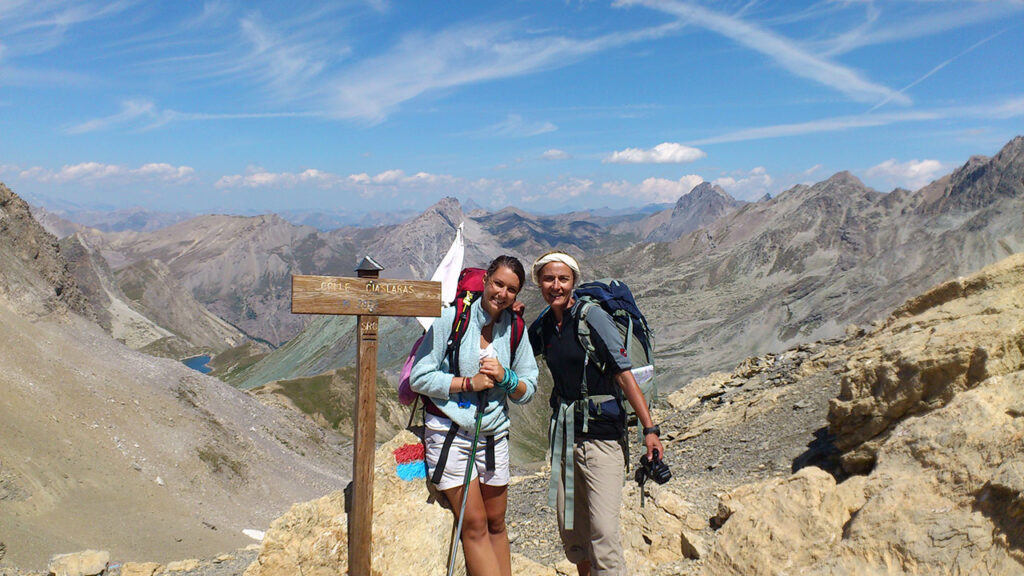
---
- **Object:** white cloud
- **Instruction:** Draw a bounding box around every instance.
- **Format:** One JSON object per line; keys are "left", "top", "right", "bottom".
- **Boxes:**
{"left": 604, "top": 142, "right": 706, "bottom": 164}
{"left": 609, "top": 175, "right": 704, "bottom": 203}
{"left": 216, "top": 167, "right": 458, "bottom": 194}
{"left": 21, "top": 162, "right": 195, "bottom": 185}
{"left": 531, "top": 174, "right": 700, "bottom": 205}
{"left": 217, "top": 167, "right": 340, "bottom": 189}
{"left": 865, "top": 159, "right": 946, "bottom": 190}
{"left": 542, "top": 149, "right": 572, "bottom": 160}
{"left": 713, "top": 167, "right": 773, "bottom": 200}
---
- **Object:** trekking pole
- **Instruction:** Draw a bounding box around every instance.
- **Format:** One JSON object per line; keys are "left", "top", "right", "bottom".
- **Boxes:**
{"left": 447, "top": 405, "right": 483, "bottom": 576}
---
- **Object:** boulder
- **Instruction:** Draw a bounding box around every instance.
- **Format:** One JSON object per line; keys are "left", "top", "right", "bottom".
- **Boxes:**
{"left": 703, "top": 467, "right": 864, "bottom": 575}
{"left": 46, "top": 550, "right": 109, "bottom": 576}
{"left": 621, "top": 480, "right": 706, "bottom": 572}
{"left": 119, "top": 562, "right": 162, "bottom": 576}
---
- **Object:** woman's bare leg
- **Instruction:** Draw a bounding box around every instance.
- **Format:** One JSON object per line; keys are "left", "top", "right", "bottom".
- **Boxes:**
{"left": 481, "top": 483, "right": 511, "bottom": 576}
{"left": 444, "top": 479, "right": 501, "bottom": 576}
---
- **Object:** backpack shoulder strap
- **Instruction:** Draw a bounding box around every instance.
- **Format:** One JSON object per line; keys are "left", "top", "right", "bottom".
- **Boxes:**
{"left": 445, "top": 291, "right": 478, "bottom": 375}
{"left": 528, "top": 306, "right": 550, "bottom": 359}
{"left": 509, "top": 311, "right": 525, "bottom": 361}
{"left": 574, "top": 299, "right": 603, "bottom": 372}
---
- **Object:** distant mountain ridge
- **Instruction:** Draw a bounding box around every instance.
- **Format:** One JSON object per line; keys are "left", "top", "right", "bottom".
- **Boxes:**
{"left": 17, "top": 138, "right": 1023, "bottom": 442}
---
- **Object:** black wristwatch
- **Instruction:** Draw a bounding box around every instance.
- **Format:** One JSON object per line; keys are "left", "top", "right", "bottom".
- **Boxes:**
{"left": 643, "top": 425, "right": 661, "bottom": 437}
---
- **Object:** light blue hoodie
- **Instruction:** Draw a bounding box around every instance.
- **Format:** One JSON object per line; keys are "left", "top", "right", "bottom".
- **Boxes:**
{"left": 410, "top": 298, "right": 538, "bottom": 436}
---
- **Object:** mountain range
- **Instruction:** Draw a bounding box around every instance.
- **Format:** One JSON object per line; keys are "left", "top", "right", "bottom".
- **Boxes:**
{"left": 1, "top": 136, "right": 1022, "bottom": 571}
{"left": 24, "top": 136, "right": 1024, "bottom": 462}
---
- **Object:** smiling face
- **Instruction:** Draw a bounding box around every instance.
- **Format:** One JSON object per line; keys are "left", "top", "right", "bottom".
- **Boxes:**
{"left": 481, "top": 265, "right": 522, "bottom": 320}
{"left": 537, "top": 261, "right": 576, "bottom": 311}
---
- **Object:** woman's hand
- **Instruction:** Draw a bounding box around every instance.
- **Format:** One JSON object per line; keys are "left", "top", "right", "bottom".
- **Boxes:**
{"left": 644, "top": 434, "right": 665, "bottom": 463}
{"left": 478, "top": 357, "right": 505, "bottom": 384}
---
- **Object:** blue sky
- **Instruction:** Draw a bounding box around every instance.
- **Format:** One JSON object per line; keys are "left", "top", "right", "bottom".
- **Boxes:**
{"left": 0, "top": 0, "right": 1021, "bottom": 216}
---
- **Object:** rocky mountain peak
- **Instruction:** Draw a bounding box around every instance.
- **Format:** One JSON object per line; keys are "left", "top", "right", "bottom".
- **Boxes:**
{"left": 671, "top": 182, "right": 735, "bottom": 217}
{"left": 645, "top": 182, "right": 742, "bottom": 242}
{"left": 423, "top": 196, "right": 463, "bottom": 226}
{"left": 918, "top": 136, "right": 1024, "bottom": 215}
{"left": 823, "top": 170, "right": 865, "bottom": 188}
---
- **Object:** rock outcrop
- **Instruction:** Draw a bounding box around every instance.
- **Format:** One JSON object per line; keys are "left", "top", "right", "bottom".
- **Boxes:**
{"left": 705, "top": 253, "right": 1024, "bottom": 575}
{"left": 244, "top": 430, "right": 555, "bottom": 576}
{"left": 0, "top": 183, "right": 88, "bottom": 317}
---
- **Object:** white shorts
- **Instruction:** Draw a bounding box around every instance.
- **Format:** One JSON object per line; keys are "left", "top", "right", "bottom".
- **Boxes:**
{"left": 424, "top": 413, "right": 510, "bottom": 491}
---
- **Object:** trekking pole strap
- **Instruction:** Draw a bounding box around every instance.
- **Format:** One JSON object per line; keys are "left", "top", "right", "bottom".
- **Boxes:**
{"left": 548, "top": 399, "right": 576, "bottom": 531}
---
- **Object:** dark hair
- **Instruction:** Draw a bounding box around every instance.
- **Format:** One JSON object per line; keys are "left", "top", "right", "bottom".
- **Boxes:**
{"left": 486, "top": 255, "right": 526, "bottom": 291}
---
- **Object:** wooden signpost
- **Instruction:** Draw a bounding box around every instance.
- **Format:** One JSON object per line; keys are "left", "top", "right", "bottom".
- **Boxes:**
{"left": 291, "top": 256, "right": 442, "bottom": 576}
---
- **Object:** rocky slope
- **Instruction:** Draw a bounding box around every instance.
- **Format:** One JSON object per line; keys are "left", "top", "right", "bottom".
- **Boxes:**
{"left": 0, "top": 186, "right": 354, "bottom": 570}
{"left": 115, "top": 258, "right": 247, "bottom": 357}
{"left": 0, "top": 183, "right": 88, "bottom": 318}
{"left": 60, "top": 233, "right": 246, "bottom": 358}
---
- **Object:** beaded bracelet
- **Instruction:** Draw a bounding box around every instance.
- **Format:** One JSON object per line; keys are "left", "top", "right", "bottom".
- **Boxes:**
{"left": 500, "top": 369, "right": 518, "bottom": 394}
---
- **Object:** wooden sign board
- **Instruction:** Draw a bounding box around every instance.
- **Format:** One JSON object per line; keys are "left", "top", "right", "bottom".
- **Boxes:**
{"left": 291, "top": 264, "right": 442, "bottom": 576}
{"left": 291, "top": 274, "right": 442, "bottom": 317}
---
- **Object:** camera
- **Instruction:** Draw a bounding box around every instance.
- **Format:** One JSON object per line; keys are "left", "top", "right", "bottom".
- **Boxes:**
{"left": 636, "top": 449, "right": 671, "bottom": 486}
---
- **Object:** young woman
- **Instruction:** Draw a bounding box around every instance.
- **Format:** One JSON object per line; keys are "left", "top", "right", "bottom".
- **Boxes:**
{"left": 529, "top": 251, "right": 665, "bottom": 576}
{"left": 410, "top": 255, "right": 538, "bottom": 576}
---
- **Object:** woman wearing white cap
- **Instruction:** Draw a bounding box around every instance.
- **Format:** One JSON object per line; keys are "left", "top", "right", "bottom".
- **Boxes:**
{"left": 528, "top": 251, "right": 664, "bottom": 576}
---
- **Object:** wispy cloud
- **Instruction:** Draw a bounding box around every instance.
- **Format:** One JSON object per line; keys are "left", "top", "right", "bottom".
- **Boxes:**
{"left": 821, "top": 2, "right": 1024, "bottom": 57}
{"left": 237, "top": 13, "right": 337, "bottom": 102}
{"left": 20, "top": 161, "right": 195, "bottom": 185}
{"left": 542, "top": 149, "right": 572, "bottom": 160}
{"left": 322, "top": 20, "right": 681, "bottom": 122}
{"left": 475, "top": 114, "right": 558, "bottom": 138}
{"left": 868, "top": 29, "right": 1007, "bottom": 112}
{"left": 0, "top": 1, "right": 134, "bottom": 57}
{"left": 865, "top": 158, "right": 947, "bottom": 190}
{"left": 619, "top": 0, "right": 909, "bottom": 105}
{"left": 67, "top": 99, "right": 319, "bottom": 133}
{"left": 605, "top": 142, "right": 706, "bottom": 164}
{"left": 688, "top": 95, "right": 1024, "bottom": 145}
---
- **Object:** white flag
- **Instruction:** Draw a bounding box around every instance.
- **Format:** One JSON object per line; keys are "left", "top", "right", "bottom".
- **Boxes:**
{"left": 417, "top": 223, "right": 465, "bottom": 331}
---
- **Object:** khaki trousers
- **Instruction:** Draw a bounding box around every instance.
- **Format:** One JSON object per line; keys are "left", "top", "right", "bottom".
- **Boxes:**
{"left": 556, "top": 438, "right": 626, "bottom": 576}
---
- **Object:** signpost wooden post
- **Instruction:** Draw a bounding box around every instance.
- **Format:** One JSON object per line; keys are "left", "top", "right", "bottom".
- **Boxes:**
{"left": 291, "top": 256, "right": 441, "bottom": 576}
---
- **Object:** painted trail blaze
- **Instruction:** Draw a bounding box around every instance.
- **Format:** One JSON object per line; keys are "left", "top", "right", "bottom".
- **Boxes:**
{"left": 393, "top": 443, "right": 427, "bottom": 481}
